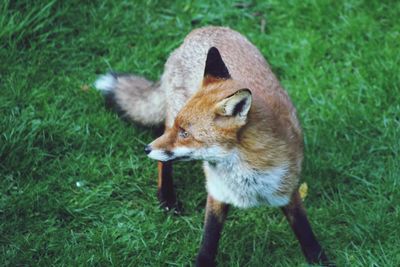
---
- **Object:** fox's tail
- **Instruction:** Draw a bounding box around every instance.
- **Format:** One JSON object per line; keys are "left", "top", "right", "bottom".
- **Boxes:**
{"left": 94, "top": 73, "right": 165, "bottom": 126}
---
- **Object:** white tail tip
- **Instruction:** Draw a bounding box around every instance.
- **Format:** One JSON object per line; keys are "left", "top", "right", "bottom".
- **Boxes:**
{"left": 94, "top": 73, "right": 116, "bottom": 93}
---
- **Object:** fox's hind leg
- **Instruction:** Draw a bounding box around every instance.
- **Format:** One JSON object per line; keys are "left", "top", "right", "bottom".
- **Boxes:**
{"left": 281, "top": 191, "right": 333, "bottom": 266}
{"left": 157, "top": 161, "right": 181, "bottom": 214}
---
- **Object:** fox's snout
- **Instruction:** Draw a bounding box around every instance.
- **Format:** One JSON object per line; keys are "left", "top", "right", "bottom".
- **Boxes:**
{"left": 144, "top": 144, "right": 191, "bottom": 162}
{"left": 144, "top": 145, "right": 152, "bottom": 155}
{"left": 144, "top": 128, "right": 178, "bottom": 161}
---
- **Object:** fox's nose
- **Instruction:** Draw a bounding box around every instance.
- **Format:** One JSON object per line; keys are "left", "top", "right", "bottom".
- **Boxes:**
{"left": 144, "top": 145, "right": 152, "bottom": 155}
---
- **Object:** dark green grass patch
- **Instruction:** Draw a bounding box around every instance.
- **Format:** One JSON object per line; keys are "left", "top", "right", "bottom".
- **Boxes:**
{"left": 1, "top": 0, "right": 399, "bottom": 266}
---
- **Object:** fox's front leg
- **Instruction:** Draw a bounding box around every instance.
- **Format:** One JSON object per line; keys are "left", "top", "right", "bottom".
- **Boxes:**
{"left": 196, "top": 195, "right": 229, "bottom": 267}
{"left": 157, "top": 161, "right": 179, "bottom": 213}
{"left": 281, "top": 191, "right": 332, "bottom": 266}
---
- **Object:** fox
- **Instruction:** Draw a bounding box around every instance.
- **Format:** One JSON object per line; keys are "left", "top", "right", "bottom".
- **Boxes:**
{"left": 95, "top": 26, "right": 332, "bottom": 266}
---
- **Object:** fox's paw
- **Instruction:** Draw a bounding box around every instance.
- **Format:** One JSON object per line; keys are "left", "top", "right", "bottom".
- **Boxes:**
{"left": 195, "top": 253, "right": 216, "bottom": 267}
{"left": 305, "top": 246, "right": 334, "bottom": 266}
{"left": 157, "top": 190, "right": 182, "bottom": 215}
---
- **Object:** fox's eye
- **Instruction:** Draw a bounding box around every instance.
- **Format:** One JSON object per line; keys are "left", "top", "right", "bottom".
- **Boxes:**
{"left": 179, "top": 128, "right": 189, "bottom": 138}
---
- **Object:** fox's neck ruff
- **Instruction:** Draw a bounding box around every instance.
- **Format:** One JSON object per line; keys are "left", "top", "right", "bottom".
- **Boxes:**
{"left": 204, "top": 149, "right": 291, "bottom": 208}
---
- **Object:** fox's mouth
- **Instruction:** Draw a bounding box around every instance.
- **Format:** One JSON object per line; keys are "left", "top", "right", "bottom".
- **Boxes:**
{"left": 150, "top": 154, "right": 192, "bottom": 163}
{"left": 163, "top": 153, "right": 193, "bottom": 162}
{"left": 145, "top": 145, "right": 195, "bottom": 162}
{"left": 168, "top": 155, "right": 192, "bottom": 162}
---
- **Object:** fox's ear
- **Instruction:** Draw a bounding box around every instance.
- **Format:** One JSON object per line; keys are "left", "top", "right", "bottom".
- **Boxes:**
{"left": 215, "top": 89, "right": 252, "bottom": 121}
{"left": 203, "top": 47, "right": 231, "bottom": 80}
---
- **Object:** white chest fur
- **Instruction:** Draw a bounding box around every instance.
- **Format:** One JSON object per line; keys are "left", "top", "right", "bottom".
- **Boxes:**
{"left": 203, "top": 153, "right": 290, "bottom": 208}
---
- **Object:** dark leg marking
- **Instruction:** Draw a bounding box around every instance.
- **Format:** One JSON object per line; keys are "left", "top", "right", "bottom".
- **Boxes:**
{"left": 281, "top": 191, "right": 334, "bottom": 266}
{"left": 157, "top": 161, "right": 180, "bottom": 214}
{"left": 196, "top": 195, "right": 229, "bottom": 267}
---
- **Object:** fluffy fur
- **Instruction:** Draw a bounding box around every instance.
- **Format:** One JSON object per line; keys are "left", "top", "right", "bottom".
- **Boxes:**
{"left": 95, "top": 73, "right": 165, "bottom": 125}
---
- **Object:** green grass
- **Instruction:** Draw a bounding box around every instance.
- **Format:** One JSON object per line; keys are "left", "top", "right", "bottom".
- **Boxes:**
{"left": 1, "top": 0, "right": 399, "bottom": 266}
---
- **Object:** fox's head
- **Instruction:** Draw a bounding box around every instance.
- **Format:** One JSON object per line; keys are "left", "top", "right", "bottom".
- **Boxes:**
{"left": 145, "top": 47, "right": 252, "bottom": 162}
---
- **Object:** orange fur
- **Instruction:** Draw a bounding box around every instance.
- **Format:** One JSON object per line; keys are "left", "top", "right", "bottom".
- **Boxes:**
{"left": 151, "top": 75, "right": 303, "bottom": 198}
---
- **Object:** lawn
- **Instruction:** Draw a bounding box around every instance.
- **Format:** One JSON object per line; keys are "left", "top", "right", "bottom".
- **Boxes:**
{"left": 1, "top": 0, "right": 399, "bottom": 266}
